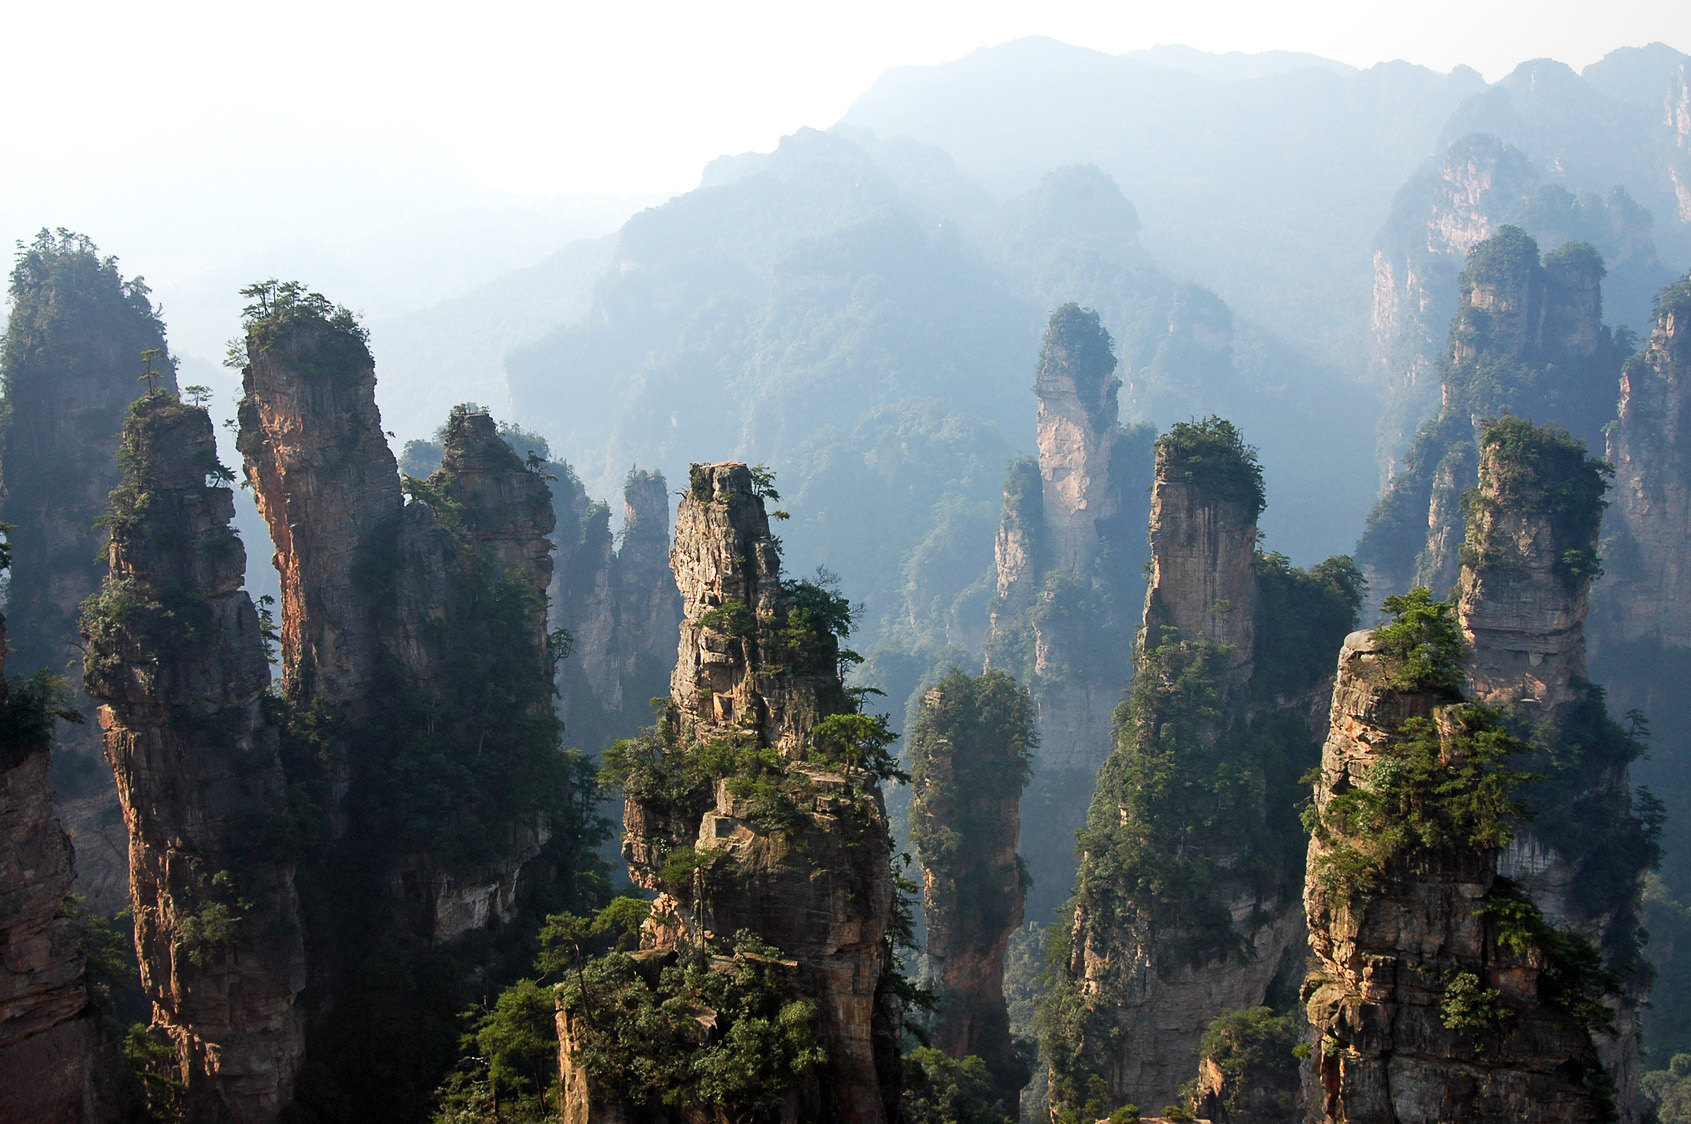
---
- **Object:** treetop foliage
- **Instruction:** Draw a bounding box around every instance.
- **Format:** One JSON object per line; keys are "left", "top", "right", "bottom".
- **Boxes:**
{"left": 1155, "top": 416, "right": 1266, "bottom": 519}
{"left": 1040, "top": 303, "right": 1117, "bottom": 389}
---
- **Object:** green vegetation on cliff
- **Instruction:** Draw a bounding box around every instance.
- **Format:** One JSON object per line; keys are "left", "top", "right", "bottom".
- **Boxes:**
{"left": 1155, "top": 416, "right": 1266, "bottom": 519}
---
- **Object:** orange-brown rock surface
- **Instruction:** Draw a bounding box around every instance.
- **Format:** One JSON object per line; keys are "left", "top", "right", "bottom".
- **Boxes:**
{"left": 83, "top": 393, "right": 306, "bottom": 1123}
{"left": 986, "top": 305, "right": 1153, "bottom": 920}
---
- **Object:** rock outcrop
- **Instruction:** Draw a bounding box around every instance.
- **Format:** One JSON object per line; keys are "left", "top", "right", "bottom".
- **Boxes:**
{"left": 1043, "top": 419, "right": 1359, "bottom": 1118}
{"left": 560, "top": 462, "right": 901, "bottom": 1123}
{"left": 1600, "top": 275, "right": 1691, "bottom": 649}
{"left": 986, "top": 305, "right": 1154, "bottom": 919}
{"left": 0, "top": 231, "right": 177, "bottom": 911}
{"left": 0, "top": 598, "right": 133, "bottom": 1124}
{"left": 1359, "top": 226, "right": 1630, "bottom": 609}
{"left": 1303, "top": 624, "right": 1614, "bottom": 1124}
{"left": 907, "top": 669, "right": 1034, "bottom": 1107}
{"left": 1457, "top": 418, "right": 1652, "bottom": 1122}
{"left": 82, "top": 393, "right": 307, "bottom": 1123}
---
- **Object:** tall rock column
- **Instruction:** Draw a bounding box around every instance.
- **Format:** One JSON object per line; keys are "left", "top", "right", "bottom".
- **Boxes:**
{"left": 1141, "top": 418, "right": 1261, "bottom": 684}
{"left": 235, "top": 290, "right": 402, "bottom": 713}
{"left": 1304, "top": 607, "right": 1614, "bottom": 1124}
{"left": 1042, "top": 419, "right": 1359, "bottom": 1118}
{"left": 908, "top": 669, "right": 1035, "bottom": 1109}
{"left": 1458, "top": 418, "right": 1652, "bottom": 1122}
{"left": 82, "top": 393, "right": 306, "bottom": 1123}
{"left": 1035, "top": 304, "right": 1124, "bottom": 576}
{"left": 0, "top": 230, "right": 177, "bottom": 910}
{"left": 562, "top": 462, "right": 900, "bottom": 1123}
{"left": 985, "top": 306, "right": 1154, "bottom": 922}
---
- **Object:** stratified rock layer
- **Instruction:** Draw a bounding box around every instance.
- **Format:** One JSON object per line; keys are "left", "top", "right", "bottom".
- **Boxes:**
{"left": 1304, "top": 631, "right": 1610, "bottom": 1124}
{"left": 84, "top": 394, "right": 307, "bottom": 1124}
{"left": 1049, "top": 420, "right": 1342, "bottom": 1117}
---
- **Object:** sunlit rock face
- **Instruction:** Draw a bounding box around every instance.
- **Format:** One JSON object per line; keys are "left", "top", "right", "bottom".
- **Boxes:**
{"left": 1304, "top": 632, "right": 1612, "bottom": 1124}
{"left": 986, "top": 306, "right": 1153, "bottom": 921}
{"left": 570, "top": 462, "right": 900, "bottom": 1124}
{"left": 84, "top": 395, "right": 306, "bottom": 1122}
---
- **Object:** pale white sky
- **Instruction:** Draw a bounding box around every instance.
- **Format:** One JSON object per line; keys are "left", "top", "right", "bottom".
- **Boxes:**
{"left": 4, "top": 0, "right": 1688, "bottom": 198}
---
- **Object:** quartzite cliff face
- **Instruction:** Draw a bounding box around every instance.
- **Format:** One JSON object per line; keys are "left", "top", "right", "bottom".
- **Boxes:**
{"left": 551, "top": 467, "right": 681, "bottom": 757}
{"left": 83, "top": 394, "right": 307, "bottom": 1123}
{"left": 560, "top": 462, "right": 901, "bottom": 1123}
{"left": 1359, "top": 226, "right": 1628, "bottom": 607}
{"left": 987, "top": 304, "right": 1153, "bottom": 920}
{"left": 1370, "top": 135, "right": 1669, "bottom": 480}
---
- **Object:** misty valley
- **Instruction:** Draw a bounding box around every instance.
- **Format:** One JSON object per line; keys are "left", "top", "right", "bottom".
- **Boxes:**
{"left": 7, "top": 35, "right": 1691, "bottom": 1124}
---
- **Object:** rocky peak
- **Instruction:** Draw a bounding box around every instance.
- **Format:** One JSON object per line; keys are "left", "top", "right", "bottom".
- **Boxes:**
{"left": 668, "top": 462, "right": 836, "bottom": 751}
{"left": 1142, "top": 417, "right": 1262, "bottom": 684}
{"left": 433, "top": 408, "right": 555, "bottom": 607}
{"left": 575, "top": 459, "right": 900, "bottom": 1122}
{"left": 1035, "top": 303, "right": 1124, "bottom": 576}
{"left": 907, "top": 670, "right": 1033, "bottom": 1109}
{"left": 1304, "top": 619, "right": 1614, "bottom": 1124}
{"left": 236, "top": 298, "right": 400, "bottom": 708}
{"left": 82, "top": 392, "right": 306, "bottom": 1122}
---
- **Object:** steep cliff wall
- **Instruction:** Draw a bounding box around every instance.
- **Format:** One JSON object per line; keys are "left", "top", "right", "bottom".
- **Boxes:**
{"left": 1359, "top": 226, "right": 1629, "bottom": 609}
{"left": 1601, "top": 275, "right": 1691, "bottom": 649}
{"left": 0, "top": 231, "right": 177, "bottom": 911}
{"left": 986, "top": 305, "right": 1154, "bottom": 920}
{"left": 1042, "top": 419, "right": 1360, "bottom": 1118}
{"left": 82, "top": 393, "right": 306, "bottom": 1123}
{"left": 908, "top": 669, "right": 1034, "bottom": 1109}
{"left": 1371, "top": 135, "right": 1670, "bottom": 480}
{"left": 1457, "top": 418, "right": 1653, "bottom": 1121}
{"left": 560, "top": 462, "right": 900, "bottom": 1123}
{"left": 226, "top": 285, "right": 589, "bottom": 1120}
{"left": 0, "top": 599, "right": 133, "bottom": 1123}
{"left": 1304, "top": 614, "right": 1616, "bottom": 1124}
